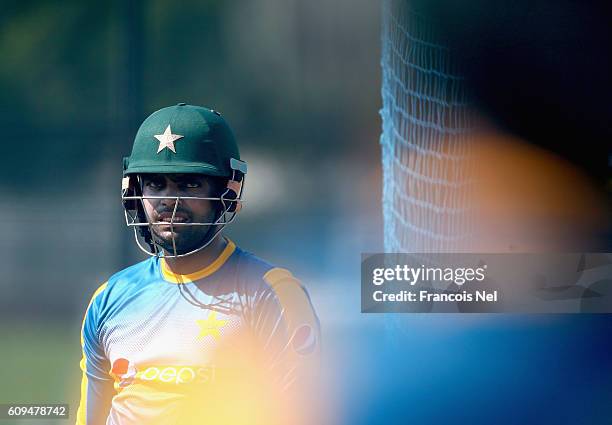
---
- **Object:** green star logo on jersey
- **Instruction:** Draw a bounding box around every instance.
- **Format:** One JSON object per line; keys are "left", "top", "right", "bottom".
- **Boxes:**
{"left": 153, "top": 125, "right": 184, "bottom": 153}
{"left": 196, "top": 311, "right": 227, "bottom": 340}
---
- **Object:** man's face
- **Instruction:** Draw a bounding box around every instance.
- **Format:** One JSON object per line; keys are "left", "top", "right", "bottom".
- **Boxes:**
{"left": 140, "top": 173, "right": 218, "bottom": 254}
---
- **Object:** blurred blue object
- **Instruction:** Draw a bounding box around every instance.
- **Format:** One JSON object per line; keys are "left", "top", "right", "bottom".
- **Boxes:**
{"left": 328, "top": 314, "right": 612, "bottom": 425}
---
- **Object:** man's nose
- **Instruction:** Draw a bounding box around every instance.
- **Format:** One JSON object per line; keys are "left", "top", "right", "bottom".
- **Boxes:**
{"left": 160, "top": 192, "right": 178, "bottom": 209}
{"left": 160, "top": 199, "right": 174, "bottom": 210}
{"left": 158, "top": 184, "right": 180, "bottom": 208}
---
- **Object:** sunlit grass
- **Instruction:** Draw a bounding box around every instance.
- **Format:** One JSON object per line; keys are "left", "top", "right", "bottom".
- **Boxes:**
{"left": 0, "top": 321, "right": 81, "bottom": 425}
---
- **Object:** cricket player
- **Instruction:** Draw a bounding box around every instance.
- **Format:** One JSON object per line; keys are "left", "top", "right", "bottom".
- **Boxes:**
{"left": 76, "top": 103, "right": 320, "bottom": 425}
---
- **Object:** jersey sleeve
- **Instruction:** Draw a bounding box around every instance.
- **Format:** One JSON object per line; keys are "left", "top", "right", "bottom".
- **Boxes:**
{"left": 75, "top": 282, "right": 115, "bottom": 425}
{"left": 252, "top": 268, "right": 321, "bottom": 393}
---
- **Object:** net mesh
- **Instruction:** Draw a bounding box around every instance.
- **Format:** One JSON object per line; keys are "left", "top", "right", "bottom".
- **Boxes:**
{"left": 380, "top": 0, "right": 476, "bottom": 253}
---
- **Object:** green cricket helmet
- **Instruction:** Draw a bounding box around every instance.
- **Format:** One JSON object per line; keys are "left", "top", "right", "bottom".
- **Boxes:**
{"left": 121, "top": 103, "right": 248, "bottom": 258}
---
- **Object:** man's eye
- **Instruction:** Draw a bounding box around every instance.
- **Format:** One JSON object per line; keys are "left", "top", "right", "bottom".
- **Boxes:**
{"left": 184, "top": 182, "right": 201, "bottom": 189}
{"left": 145, "top": 181, "right": 163, "bottom": 189}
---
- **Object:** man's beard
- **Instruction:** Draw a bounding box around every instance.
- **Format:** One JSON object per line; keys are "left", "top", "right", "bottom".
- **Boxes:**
{"left": 150, "top": 223, "right": 216, "bottom": 255}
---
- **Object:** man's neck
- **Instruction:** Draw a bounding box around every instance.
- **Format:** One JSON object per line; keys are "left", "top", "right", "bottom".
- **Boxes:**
{"left": 162, "top": 235, "right": 227, "bottom": 275}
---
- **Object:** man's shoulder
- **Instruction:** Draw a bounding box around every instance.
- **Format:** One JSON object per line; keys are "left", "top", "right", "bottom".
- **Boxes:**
{"left": 107, "top": 256, "right": 157, "bottom": 285}
{"left": 232, "top": 245, "right": 320, "bottom": 352}
{"left": 231, "top": 245, "right": 300, "bottom": 288}
{"left": 231, "top": 245, "right": 275, "bottom": 278}
{"left": 88, "top": 257, "right": 157, "bottom": 305}
{"left": 231, "top": 245, "right": 311, "bottom": 300}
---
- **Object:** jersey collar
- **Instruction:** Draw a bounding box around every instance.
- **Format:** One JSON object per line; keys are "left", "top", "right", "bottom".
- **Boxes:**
{"left": 160, "top": 239, "right": 236, "bottom": 284}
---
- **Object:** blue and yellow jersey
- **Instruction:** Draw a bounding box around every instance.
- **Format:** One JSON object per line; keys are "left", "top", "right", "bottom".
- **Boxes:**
{"left": 76, "top": 240, "right": 320, "bottom": 425}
